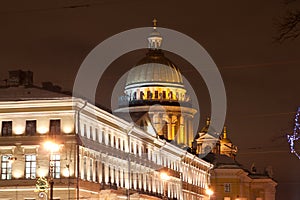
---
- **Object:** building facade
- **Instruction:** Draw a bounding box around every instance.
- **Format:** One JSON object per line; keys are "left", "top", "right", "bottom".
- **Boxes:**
{"left": 195, "top": 119, "right": 277, "bottom": 200}
{"left": 0, "top": 21, "right": 213, "bottom": 200}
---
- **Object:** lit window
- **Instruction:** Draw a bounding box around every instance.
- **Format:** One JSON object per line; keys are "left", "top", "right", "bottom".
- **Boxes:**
{"left": 224, "top": 183, "right": 231, "bottom": 192}
{"left": 1, "top": 155, "right": 12, "bottom": 180}
{"left": 25, "top": 155, "right": 36, "bottom": 179}
{"left": 50, "top": 154, "right": 60, "bottom": 178}
{"left": 2, "top": 121, "right": 12, "bottom": 136}
{"left": 49, "top": 120, "right": 60, "bottom": 135}
{"left": 26, "top": 120, "right": 36, "bottom": 136}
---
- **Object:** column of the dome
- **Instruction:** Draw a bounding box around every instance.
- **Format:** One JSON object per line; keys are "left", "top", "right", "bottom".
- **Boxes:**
{"left": 188, "top": 117, "right": 194, "bottom": 147}
{"left": 178, "top": 116, "right": 185, "bottom": 144}
{"left": 171, "top": 115, "right": 177, "bottom": 141}
{"left": 184, "top": 116, "right": 188, "bottom": 145}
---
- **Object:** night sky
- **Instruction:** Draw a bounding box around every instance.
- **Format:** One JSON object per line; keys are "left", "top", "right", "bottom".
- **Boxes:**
{"left": 0, "top": 1, "right": 300, "bottom": 199}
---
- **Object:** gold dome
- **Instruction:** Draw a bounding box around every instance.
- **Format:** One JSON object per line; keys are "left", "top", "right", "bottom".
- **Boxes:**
{"left": 125, "top": 50, "right": 184, "bottom": 88}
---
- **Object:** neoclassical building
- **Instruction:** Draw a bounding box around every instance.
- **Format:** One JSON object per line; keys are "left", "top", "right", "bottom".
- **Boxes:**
{"left": 194, "top": 118, "right": 277, "bottom": 200}
{"left": 0, "top": 21, "right": 213, "bottom": 200}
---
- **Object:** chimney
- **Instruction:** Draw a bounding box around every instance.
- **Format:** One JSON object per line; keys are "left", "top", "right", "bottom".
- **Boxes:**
{"left": 8, "top": 70, "right": 33, "bottom": 87}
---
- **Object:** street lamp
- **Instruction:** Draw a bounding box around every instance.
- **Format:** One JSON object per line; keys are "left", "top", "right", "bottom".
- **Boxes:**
{"left": 160, "top": 172, "right": 170, "bottom": 200}
{"left": 205, "top": 186, "right": 214, "bottom": 200}
{"left": 44, "top": 141, "right": 60, "bottom": 200}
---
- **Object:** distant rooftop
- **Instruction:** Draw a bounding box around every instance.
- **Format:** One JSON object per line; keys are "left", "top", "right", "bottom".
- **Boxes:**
{"left": 0, "top": 70, "right": 71, "bottom": 101}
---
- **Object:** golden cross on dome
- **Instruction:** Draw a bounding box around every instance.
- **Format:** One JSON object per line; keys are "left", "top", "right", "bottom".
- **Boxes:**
{"left": 152, "top": 18, "right": 157, "bottom": 28}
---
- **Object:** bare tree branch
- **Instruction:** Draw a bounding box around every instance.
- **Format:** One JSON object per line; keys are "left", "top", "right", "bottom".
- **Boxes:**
{"left": 274, "top": 1, "right": 300, "bottom": 42}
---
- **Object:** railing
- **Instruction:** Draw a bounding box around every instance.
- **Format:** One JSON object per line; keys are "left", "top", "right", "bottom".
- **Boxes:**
{"left": 118, "top": 98, "right": 192, "bottom": 108}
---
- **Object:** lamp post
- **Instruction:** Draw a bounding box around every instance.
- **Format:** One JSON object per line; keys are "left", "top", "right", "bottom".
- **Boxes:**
{"left": 44, "top": 141, "right": 60, "bottom": 200}
{"left": 160, "top": 172, "right": 170, "bottom": 200}
{"left": 205, "top": 187, "right": 214, "bottom": 200}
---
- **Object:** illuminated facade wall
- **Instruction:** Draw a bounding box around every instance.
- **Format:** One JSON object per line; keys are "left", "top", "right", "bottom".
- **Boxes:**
{"left": 210, "top": 168, "right": 277, "bottom": 200}
{"left": 0, "top": 97, "right": 212, "bottom": 200}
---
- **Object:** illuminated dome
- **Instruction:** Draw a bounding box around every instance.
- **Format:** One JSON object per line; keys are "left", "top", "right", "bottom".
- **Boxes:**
{"left": 119, "top": 19, "right": 190, "bottom": 108}
{"left": 125, "top": 50, "right": 184, "bottom": 88}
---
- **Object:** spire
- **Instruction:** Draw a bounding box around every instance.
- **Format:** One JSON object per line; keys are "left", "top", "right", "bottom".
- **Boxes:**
{"left": 153, "top": 18, "right": 157, "bottom": 29}
{"left": 148, "top": 18, "right": 162, "bottom": 49}
{"left": 223, "top": 126, "right": 227, "bottom": 139}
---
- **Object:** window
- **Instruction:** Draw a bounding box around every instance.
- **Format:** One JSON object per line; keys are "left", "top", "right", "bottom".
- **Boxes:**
{"left": 95, "top": 128, "right": 99, "bottom": 142}
{"left": 89, "top": 158, "right": 93, "bottom": 181}
{"left": 90, "top": 126, "right": 93, "bottom": 139}
{"left": 2, "top": 121, "right": 12, "bottom": 136}
{"left": 95, "top": 160, "right": 99, "bottom": 182}
{"left": 224, "top": 183, "right": 231, "bottom": 192}
{"left": 49, "top": 120, "right": 60, "bottom": 135}
{"left": 108, "top": 133, "right": 111, "bottom": 146}
{"left": 118, "top": 138, "right": 121, "bottom": 149}
{"left": 1, "top": 155, "right": 12, "bottom": 180}
{"left": 83, "top": 157, "right": 87, "bottom": 180}
{"left": 26, "top": 120, "right": 36, "bottom": 136}
{"left": 25, "top": 155, "right": 36, "bottom": 179}
{"left": 83, "top": 124, "right": 87, "bottom": 137}
{"left": 50, "top": 154, "right": 60, "bottom": 178}
{"left": 155, "top": 91, "right": 158, "bottom": 99}
{"left": 113, "top": 136, "right": 116, "bottom": 147}
{"left": 101, "top": 129, "right": 105, "bottom": 143}
{"left": 162, "top": 91, "right": 166, "bottom": 99}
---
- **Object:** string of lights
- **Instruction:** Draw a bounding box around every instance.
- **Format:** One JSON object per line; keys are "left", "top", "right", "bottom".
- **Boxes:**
{"left": 287, "top": 107, "right": 300, "bottom": 159}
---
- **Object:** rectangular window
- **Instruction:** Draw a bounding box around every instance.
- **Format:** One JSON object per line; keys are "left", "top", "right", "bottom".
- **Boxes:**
{"left": 2, "top": 121, "right": 12, "bottom": 136}
{"left": 154, "top": 91, "right": 158, "bottom": 99}
{"left": 108, "top": 133, "right": 111, "bottom": 146}
{"left": 95, "top": 128, "right": 99, "bottom": 142}
{"left": 90, "top": 126, "right": 93, "bottom": 139}
{"left": 83, "top": 157, "right": 87, "bottom": 180}
{"left": 95, "top": 160, "right": 99, "bottom": 182}
{"left": 25, "top": 155, "right": 36, "bottom": 179}
{"left": 117, "top": 138, "right": 121, "bottom": 149}
{"left": 50, "top": 154, "right": 60, "bottom": 178}
{"left": 101, "top": 129, "right": 105, "bottom": 143}
{"left": 1, "top": 155, "right": 12, "bottom": 180}
{"left": 224, "top": 183, "right": 231, "bottom": 192}
{"left": 49, "top": 120, "right": 60, "bottom": 135}
{"left": 83, "top": 124, "right": 87, "bottom": 137}
{"left": 26, "top": 120, "right": 36, "bottom": 136}
{"left": 162, "top": 91, "right": 166, "bottom": 99}
{"left": 89, "top": 158, "right": 93, "bottom": 181}
{"left": 113, "top": 136, "right": 116, "bottom": 147}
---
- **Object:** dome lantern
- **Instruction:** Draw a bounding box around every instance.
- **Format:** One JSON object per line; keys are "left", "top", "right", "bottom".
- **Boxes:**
{"left": 147, "top": 18, "right": 162, "bottom": 49}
